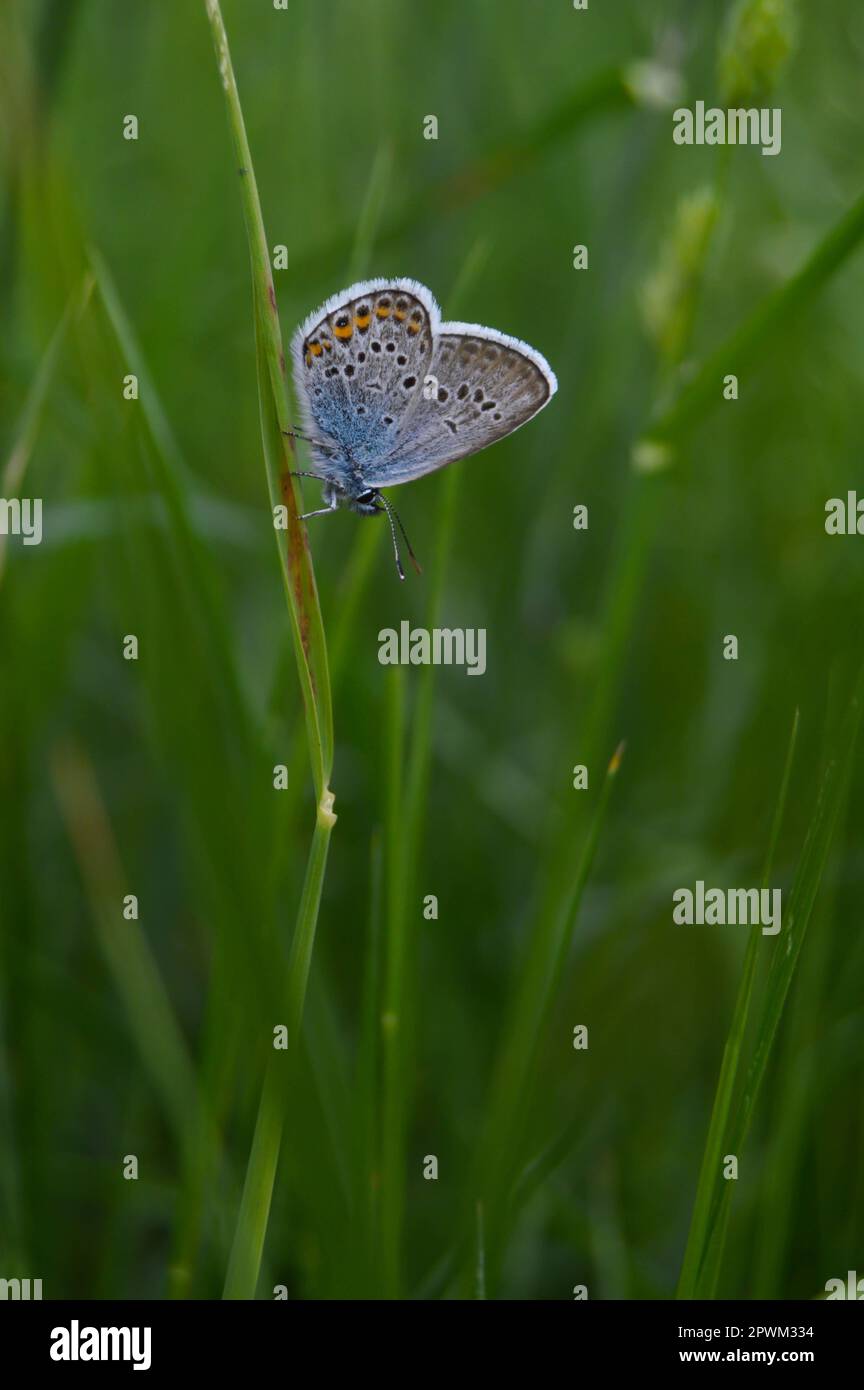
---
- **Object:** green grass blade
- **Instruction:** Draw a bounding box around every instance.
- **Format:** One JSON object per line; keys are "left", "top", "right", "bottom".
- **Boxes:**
{"left": 679, "top": 683, "right": 863, "bottom": 1298}
{"left": 355, "top": 833, "right": 384, "bottom": 1293}
{"left": 677, "top": 709, "right": 799, "bottom": 1299}
{"left": 221, "top": 1059, "right": 284, "bottom": 1301}
{"left": 379, "top": 665, "right": 407, "bottom": 1298}
{"left": 204, "top": 0, "right": 337, "bottom": 1300}
{"left": 479, "top": 742, "right": 625, "bottom": 1277}
{"left": 222, "top": 812, "right": 333, "bottom": 1299}
{"left": 0, "top": 279, "right": 90, "bottom": 586}
{"left": 89, "top": 246, "right": 256, "bottom": 748}
{"left": 50, "top": 743, "right": 201, "bottom": 1163}
{"left": 640, "top": 189, "right": 864, "bottom": 450}
{"left": 374, "top": 248, "right": 489, "bottom": 1299}
{"left": 204, "top": 0, "right": 333, "bottom": 800}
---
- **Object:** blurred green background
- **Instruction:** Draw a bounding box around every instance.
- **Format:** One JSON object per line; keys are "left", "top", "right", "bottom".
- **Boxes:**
{"left": 1, "top": 0, "right": 863, "bottom": 1300}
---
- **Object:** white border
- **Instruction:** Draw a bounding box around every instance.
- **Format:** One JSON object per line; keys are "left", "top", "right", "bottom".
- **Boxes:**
{"left": 290, "top": 277, "right": 441, "bottom": 364}
{"left": 437, "top": 320, "right": 557, "bottom": 397}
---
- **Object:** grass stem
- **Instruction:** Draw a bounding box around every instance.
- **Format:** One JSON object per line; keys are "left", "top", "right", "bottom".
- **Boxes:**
{"left": 204, "top": 0, "right": 336, "bottom": 1299}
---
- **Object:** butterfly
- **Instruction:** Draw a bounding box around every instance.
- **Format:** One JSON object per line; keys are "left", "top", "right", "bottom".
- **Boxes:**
{"left": 288, "top": 278, "right": 557, "bottom": 578}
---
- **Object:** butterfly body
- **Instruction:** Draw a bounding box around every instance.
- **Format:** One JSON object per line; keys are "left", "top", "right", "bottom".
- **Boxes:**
{"left": 290, "top": 278, "right": 557, "bottom": 573}
{"left": 318, "top": 478, "right": 385, "bottom": 516}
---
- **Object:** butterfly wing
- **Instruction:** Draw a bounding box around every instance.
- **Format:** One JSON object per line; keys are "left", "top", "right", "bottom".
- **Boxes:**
{"left": 362, "top": 323, "right": 557, "bottom": 489}
{"left": 290, "top": 278, "right": 439, "bottom": 473}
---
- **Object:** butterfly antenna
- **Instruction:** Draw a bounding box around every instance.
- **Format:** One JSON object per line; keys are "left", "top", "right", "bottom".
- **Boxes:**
{"left": 379, "top": 493, "right": 422, "bottom": 577}
{"left": 377, "top": 494, "right": 406, "bottom": 581}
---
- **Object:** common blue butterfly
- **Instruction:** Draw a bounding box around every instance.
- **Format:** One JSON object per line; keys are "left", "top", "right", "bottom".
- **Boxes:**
{"left": 289, "top": 278, "right": 557, "bottom": 577}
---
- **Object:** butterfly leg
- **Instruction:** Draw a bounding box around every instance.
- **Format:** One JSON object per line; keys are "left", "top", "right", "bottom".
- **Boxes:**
{"left": 289, "top": 469, "right": 334, "bottom": 516}
{"left": 283, "top": 429, "right": 336, "bottom": 456}
{"left": 300, "top": 498, "right": 339, "bottom": 520}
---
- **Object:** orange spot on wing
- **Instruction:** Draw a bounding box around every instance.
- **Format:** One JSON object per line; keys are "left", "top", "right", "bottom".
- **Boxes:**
{"left": 334, "top": 324, "right": 353, "bottom": 339}
{"left": 354, "top": 313, "right": 371, "bottom": 329}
